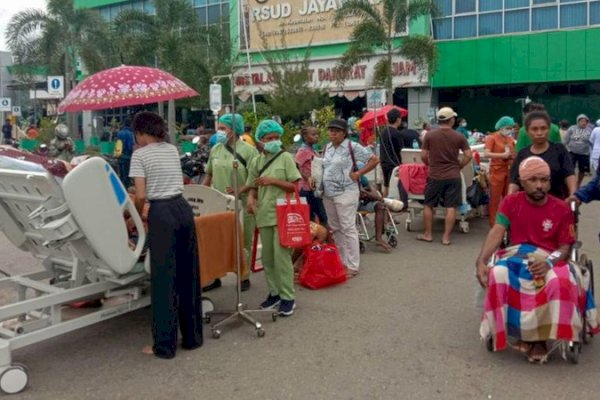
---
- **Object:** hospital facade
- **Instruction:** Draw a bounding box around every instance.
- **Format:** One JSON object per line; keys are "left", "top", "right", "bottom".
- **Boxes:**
{"left": 78, "top": 0, "right": 600, "bottom": 130}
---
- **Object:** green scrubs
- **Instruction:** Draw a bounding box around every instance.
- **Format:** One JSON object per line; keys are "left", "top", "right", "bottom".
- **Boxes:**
{"left": 246, "top": 151, "right": 302, "bottom": 300}
{"left": 206, "top": 139, "right": 259, "bottom": 271}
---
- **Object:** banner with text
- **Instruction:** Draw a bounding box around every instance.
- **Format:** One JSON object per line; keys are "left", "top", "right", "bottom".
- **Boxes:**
{"left": 245, "top": 0, "right": 393, "bottom": 51}
{"left": 234, "top": 55, "right": 425, "bottom": 94}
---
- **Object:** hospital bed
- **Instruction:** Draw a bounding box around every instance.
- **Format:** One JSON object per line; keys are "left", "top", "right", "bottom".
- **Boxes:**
{"left": 390, "top": 149, "right": 476, "bottom": 233}
{"left": 0, "top": 157, "right": 150, "bottom": 394}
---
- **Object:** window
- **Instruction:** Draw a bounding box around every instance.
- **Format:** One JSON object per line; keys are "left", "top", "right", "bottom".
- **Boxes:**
{"left": 479, "top": 12, "right": 502, "bottom": 36}
{"left": 455, "top": 0, "right": 476, "bottom": 14}
{"left": 592, "top": 1, "right": 600, "bottom": 24}
{"left": 561, "top": 3, "right": 587, "bottom": 27}
{"left": 434, "top": 0, "right": 452, "bottom": 17}
{"left": 505, "top": 0, "right": 529, "bottom": 8}
{"left": 194, "top": 0, "right": 207, "bottom": 5}
{"left": 505, "top": 9, "right": 530, "bottom": 32}
{"left": 207, "top": 4, "right": 222, "bottom": 24}
{"left": 433, "top": 18, "right": 453, "bottom": 39}
{"left": 454, "top": 15, "right": 477, "bottom": 38}
{"left": 532, "top": 6, "right": 558, "bottom": 30}
{"left": 479, "top": 0, "right": 502, "bottom": 12}
{"left": 431, "top": 0, "right": 600, "bottom": 40}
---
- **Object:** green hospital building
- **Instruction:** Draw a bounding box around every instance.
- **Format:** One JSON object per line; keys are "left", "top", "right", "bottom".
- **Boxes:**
{"left": 78, "top": 0, "right": 600, "bottom": 130}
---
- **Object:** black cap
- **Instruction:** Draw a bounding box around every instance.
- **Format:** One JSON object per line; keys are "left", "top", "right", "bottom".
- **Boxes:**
{"left": 327, "top": 118, "right": 348, "bottom": 131}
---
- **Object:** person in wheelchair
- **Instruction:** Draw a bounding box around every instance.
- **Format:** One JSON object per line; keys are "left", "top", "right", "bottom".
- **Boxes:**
{"left": 475, "top": 156, "right": 594, "bottom": 363}
{"left": 358, "top": 173, "right": 392, "bottom": 252}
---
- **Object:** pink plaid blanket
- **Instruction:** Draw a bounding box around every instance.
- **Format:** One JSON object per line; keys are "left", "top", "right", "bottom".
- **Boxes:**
{"left": 480, "top": 244, "right": 599, "bottom": 351}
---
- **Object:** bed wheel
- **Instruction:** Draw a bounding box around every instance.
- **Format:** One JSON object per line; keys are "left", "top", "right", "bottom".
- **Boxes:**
{"left": 0, "top": 364, "right": 28, "bottom": 394}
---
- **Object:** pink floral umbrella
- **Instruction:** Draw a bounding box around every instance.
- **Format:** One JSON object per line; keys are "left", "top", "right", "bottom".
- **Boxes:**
{"left": 58, "top": 65, "right": 198, "bottom": 113}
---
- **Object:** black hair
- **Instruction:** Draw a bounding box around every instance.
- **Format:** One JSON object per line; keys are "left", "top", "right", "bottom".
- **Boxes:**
{"left": 524, "top": 111, "right": 551, "bottom": 129}
{"left": 132, "top": 111, "right": 167, "bottom": 140}
{"left": 523, "top": 102, "right": 545, "bottom": 114}
{"left": 244, "top": 125, "right": 252, "bottom": 133}
{"left": 300, "top": 126, "right": 318, "bottom": 139}
{"left": 387, "top": 108, "right": 401, "bottom": 124}
{"left": 123, "top": 118, "right": 132, "bottom": 128}
{"left": 559, "top": 119, "right": 570, "bottom": 129}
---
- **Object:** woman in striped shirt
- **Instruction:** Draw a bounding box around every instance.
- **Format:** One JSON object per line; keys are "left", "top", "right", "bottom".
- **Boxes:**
{"left": 129, "top": 111, "right": 203, "bottom": 359}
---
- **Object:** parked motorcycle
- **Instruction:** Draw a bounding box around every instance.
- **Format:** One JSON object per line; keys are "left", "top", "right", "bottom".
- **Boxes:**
{"left": 181, "top": 136, "right": 208, "bottom": 185}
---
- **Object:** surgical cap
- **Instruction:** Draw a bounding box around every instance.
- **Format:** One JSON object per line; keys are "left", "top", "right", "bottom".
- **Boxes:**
{"left": 255, "top": 119, "right": 284, "bottom": 141}
{"left": 494, "top": 116, "right": 515, "bottom": 131}
{"left": 218, "top": 113, "right": 244, "bottom": 135}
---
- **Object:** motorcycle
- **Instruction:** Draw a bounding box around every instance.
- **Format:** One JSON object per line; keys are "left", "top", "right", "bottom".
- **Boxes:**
{"left": 181, "top": 136, "right": 208, "bottom": 185}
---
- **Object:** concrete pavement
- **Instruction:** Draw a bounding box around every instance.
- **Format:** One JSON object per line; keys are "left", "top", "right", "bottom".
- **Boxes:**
{"left": 1, "top": 201, "right": 600, "bottom": 399}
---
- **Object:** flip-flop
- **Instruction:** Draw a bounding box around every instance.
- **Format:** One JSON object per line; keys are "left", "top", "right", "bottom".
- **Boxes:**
{"left": 416, "top": 235, "right": 433, "bottom": 243}
{"left": 442, "top": 241, "right": 451, "bottom": 246}
{"left": 527, "top": 343, "right": 548, "bottom": 364}
{"left": 346, "top": 269, "right": 359, "bottom": 279}
{"left": 376, "top": 241, "right": 392, "bottom": 252}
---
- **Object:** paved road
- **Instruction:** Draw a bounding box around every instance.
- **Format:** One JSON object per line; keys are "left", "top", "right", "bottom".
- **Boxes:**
{"left": 1, "top": 200, "right": 600, "bottom": 400}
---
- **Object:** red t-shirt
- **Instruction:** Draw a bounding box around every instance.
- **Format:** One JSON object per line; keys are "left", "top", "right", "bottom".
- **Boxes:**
{"left": 496, "top": 192, "right": 575, "bottom": 252}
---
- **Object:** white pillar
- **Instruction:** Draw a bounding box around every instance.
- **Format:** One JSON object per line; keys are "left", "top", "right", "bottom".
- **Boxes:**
{"left": 82, "top": 111, "right": 92, "bottom": 144}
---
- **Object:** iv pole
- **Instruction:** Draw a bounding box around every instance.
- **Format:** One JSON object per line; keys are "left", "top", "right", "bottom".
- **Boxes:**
{"left": 206, "top": 73, "right": 277, "bottom": 339}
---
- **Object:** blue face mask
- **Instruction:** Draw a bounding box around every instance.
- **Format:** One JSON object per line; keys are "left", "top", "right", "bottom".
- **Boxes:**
{"left": 214, "top": 131, "right": 227, "bottom": 144}
{"left": 264, "top": 140, "right": 282, "bottom": 154}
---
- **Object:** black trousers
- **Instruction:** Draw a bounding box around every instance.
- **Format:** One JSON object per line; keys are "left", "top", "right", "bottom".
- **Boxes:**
{"left": 148, "top": 196, "right": 203, "bottom": 358}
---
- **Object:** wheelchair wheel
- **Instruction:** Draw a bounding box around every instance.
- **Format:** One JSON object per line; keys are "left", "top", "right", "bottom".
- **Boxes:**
{"left": 387, "top": 234, "right": 398, "bottom": 248}
{"left": 566, "top": 342, "right": 581, "bottom": 364}
{"left": 359, "top": 241, "right": 366, "bottom": 254}
{"left": 485, "top": 336, "right": 494, "bottom": 352}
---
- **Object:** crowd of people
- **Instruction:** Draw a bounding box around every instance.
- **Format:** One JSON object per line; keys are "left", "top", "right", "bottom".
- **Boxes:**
{"left": 2, "top": 100, "right": 600, "bottom": 365}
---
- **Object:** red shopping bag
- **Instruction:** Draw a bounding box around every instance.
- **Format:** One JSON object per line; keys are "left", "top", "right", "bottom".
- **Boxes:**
{"left": 298, "top": 244, "right": 347, "bottom": 289}
{"left": 276, "top": 184, "right": 311, "bottom": 248}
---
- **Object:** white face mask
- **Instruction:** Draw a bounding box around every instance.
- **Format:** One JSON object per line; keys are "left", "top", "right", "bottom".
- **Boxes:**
{"left": 460, "top": 122, "right": 467, "bottom": 127}
{"left": 501, "top": 128, "right": 514, "bottom": 136}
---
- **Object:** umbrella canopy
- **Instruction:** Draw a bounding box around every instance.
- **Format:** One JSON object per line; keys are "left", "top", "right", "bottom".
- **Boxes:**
{"left": 359, "top": 105, "right": 408, "bottom": 131}
{"left": 58, "top": 65, "right": 198, "bottom": 113}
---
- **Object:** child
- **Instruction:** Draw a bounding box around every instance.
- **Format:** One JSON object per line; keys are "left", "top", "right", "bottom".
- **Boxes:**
{"left": 295, "top": 126, "right": 328, "bottom": 226}
{"left": 246, "top": 120, "right": 301, "bottom": 316}
{"left": 129, "top": 112, "right": 202, "bottom": 359}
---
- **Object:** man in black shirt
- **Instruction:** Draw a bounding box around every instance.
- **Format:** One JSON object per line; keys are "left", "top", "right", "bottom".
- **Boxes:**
{"left": 379, "top": 108, "right": 404, "bottom": 197}
{"left": 2, "top": 119, "right": 12, "bottom": 144}
{"left": 399, "top": 121, "right": 422, "bottom": 149}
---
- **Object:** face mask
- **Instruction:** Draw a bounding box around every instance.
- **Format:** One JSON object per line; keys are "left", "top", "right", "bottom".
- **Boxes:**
{"left": 501, "top": 128, "right": 514, "bottom": 136}
{"left": 214, "top": 131, "right": 227, "bottom": 144}
{"left": 460, "top": 122, "right": 467, "bottom": 127}
{"left": 264, "top": 140, "right": 282, "bottom": 154}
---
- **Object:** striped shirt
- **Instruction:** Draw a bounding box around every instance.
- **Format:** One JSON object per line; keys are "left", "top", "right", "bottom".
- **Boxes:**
{"left": 129, "top": 142, "right": 183, "bottom": 200}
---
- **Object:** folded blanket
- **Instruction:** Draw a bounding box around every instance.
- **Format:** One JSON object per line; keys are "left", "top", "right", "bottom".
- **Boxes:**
{"left": 480, "top": 244, "right": 599, "bottom": 351}
{"left": 195, "top": 211, "right": 247, "bottom": 286}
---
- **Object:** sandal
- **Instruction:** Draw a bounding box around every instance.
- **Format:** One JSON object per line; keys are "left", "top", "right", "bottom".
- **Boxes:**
{"left": 346, "top": 268, "right": 359, "bottom": 279}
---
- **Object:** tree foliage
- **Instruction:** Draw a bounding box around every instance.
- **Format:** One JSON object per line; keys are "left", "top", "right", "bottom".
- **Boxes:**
{"left": 260, "top": 36, "right": 330, "bottom": 122}
{"left": 112, "top": 0, "right": 232, "bottom": 108}
{"left": 334, "top": 0, "right": 438, "bottom": 103}
{"left": 6, "top": 0, "right": 114, "bottom": 85}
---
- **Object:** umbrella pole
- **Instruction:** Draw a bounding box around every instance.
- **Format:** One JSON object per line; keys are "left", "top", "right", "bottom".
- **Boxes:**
{"left": 207, "top": 74, "right": 275, "bottom": 339}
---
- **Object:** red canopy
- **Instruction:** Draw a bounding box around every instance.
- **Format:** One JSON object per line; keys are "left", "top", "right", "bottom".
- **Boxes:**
{"left": 359, "top": 105, "right": 408, "bottom": 130}
{"left": 58, "top": 65, "right": 198, "bottom": 113}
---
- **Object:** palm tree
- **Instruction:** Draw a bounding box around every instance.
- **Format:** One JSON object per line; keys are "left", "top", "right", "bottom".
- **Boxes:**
{"left": 6, "top": 0, "right": 114, "bottom": 132}
{"left": 112, "top": 0, "right": 232, "bottom": 108}
{"left": 334, "top": 0, "right": 438, "bottom": 105}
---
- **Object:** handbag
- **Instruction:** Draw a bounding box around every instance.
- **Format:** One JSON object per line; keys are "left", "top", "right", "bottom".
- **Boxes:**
{"left": 298, "top": 243, "right": 347, "bottom": 289}
{"left": 276, "top": 183, "right": 312, "bottom": 248}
